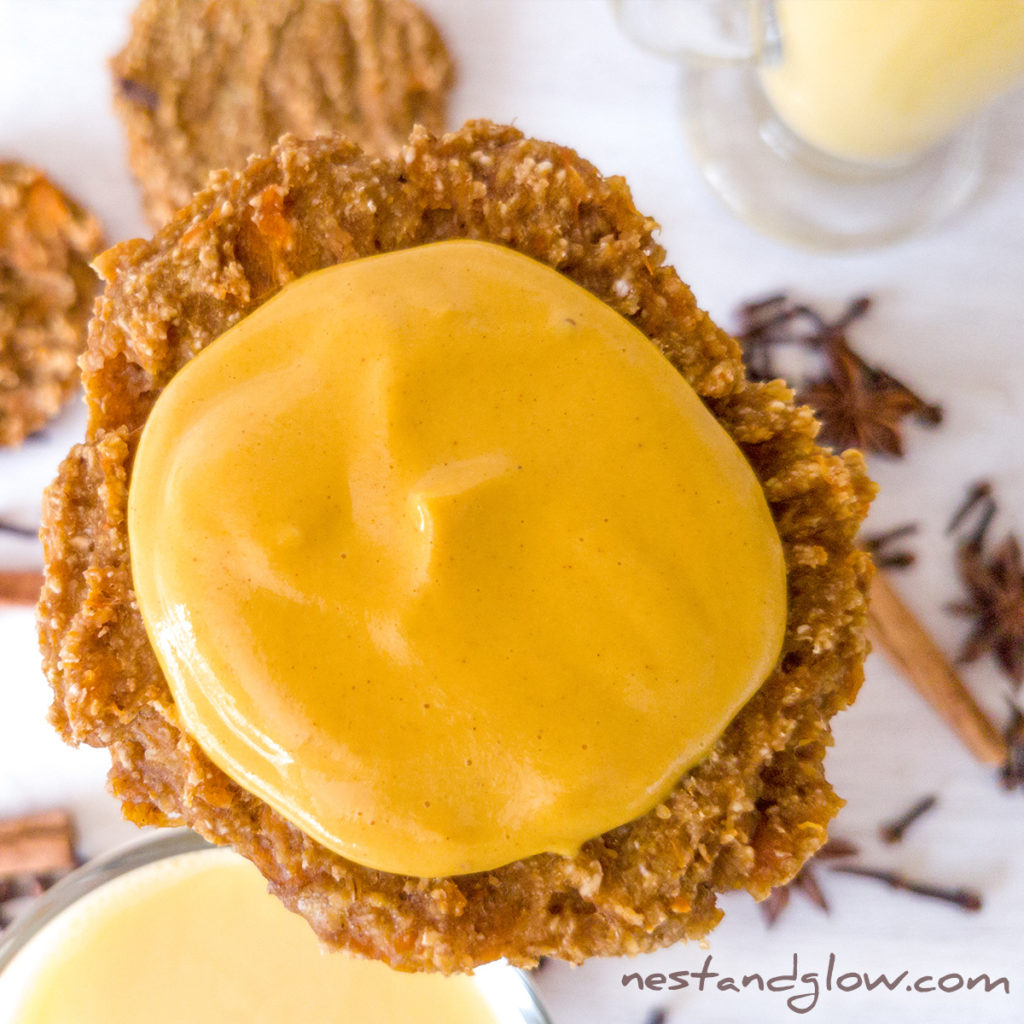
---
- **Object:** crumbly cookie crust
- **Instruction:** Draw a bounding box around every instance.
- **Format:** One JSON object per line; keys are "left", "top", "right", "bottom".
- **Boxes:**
{"left": 0, "top": 163, "right": 103, "bottom": 447}
{"left": 39, "top": 122, "right": 874, "bottom": 971}
{"left": 111, "top": 0, "right": 454, "bottom": 227}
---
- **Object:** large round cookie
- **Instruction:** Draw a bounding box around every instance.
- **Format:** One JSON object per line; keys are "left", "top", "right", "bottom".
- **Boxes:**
{"left": 111, "top": 0, "right": 455, "bottom": 226}
{"left": 39, "top": 121, "right": 874, "bottom": 972}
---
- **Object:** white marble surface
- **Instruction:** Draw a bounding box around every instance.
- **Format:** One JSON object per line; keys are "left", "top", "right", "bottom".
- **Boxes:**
{"left": 1, "top": 2, "right": 1023, "bottom": 1022}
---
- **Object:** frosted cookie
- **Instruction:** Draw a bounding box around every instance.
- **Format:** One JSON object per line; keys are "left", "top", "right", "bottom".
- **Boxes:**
{"left": 39, "top": 122, "right": 874, "bottom": 971}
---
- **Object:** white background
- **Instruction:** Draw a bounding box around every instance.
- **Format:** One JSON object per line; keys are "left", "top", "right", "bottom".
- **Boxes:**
{"left": 1, "top": 2, "right": 1023, "bottom": 1022}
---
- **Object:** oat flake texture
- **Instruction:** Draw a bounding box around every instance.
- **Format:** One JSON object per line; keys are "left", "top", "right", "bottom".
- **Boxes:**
{"left": 0, "top": 162, "right": 103, "bottom": 447}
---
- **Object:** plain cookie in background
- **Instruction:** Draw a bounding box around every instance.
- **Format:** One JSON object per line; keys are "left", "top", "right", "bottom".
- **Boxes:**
{"left": 110, "top": 0, "right": 456, "bottom": 226}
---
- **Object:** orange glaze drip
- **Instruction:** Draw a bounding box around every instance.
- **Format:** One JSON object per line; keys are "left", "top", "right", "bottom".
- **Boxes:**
{"left": 128, "top": 240, "right": 787, "bottom": 877}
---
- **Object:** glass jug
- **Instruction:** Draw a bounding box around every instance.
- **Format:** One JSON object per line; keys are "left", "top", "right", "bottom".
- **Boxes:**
{"left": 614, "top": 0, "right": 1024, "bottom": 248}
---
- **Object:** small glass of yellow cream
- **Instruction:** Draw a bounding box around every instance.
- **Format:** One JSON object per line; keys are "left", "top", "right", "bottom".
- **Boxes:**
{"left": 614, "top": 0, "right": 1024, "bottom": 248}
{"left": 0, "top": 831, "right": 552, "bottom": 1024}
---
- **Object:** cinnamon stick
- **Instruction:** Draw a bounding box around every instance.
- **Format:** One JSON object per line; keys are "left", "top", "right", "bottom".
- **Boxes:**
{"left": 0, "top": 570, "right": 43, "bottom": 606}
{"left": 0, "top": 810, "right": 77, "bottom": 878}
{"left": 867, "top": 569, "right": 1008, "bottom": 766}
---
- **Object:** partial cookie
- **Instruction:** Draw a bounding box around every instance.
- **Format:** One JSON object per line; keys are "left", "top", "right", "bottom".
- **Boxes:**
{"left": 111, "top": 0, "right": 455, "bottom": 226}
{"left": 40, "top": 122, "right": 874, "bottom": 972}
{"left": 0, "top": 163, "right": 103, "bottom": 447}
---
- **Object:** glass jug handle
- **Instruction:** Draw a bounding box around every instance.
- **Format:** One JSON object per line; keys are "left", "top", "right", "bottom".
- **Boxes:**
{"left": 611, "top": 0, "right": 780, "bottom": 64}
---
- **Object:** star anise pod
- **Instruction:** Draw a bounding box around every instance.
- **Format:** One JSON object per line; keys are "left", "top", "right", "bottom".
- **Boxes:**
{"left": 736, "top": 293, "right": 942, "bottom": 456}
{"left": 947, "top": 482, "right": 1024, "bottom": 688}
{"left": 760, "top": 837, "right": 858, "bottom": 926}
{"left": 952, "top": 535, "right": 1024, "bottom": 686}
{"left": 800, "top": 341, "right": 942, "bottom": 456}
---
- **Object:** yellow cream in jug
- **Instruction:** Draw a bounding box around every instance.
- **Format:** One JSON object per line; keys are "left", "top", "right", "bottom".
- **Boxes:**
{"left": 0, "top": 847, "right": 502, "bottom": 1024}
{"left": 761, "top": 0, "right": 1024, "bottom": 162}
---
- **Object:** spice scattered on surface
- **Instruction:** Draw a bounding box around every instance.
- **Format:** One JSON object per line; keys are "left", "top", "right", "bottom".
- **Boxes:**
{"left": 830, "top": 865, "right": 982, "bottom": 913}
{"left": 0, "top": 569, "right": 44, "bottom": 606}
{"left": 867, "top": 569, "right": 1007, "bottom": 767}
{"left": 763, "top": 832, "right": 986, "bottom": 922}
{"left": 0, "top": 809, "right": 77, "bottom": 878}
{"left": 947, "top": 481, "right": 1024, "bottom": 689}
{"left": 736, "top": 293, "right": 942, "bottom": 456}
{"left": 0, "top": 518, "right": 38, "bottom": 539}
{"left": 0, "top": 872, "right": 66, "bottom": 930}
{"left": 760, "top": 837, "right": 858, "bottom": 926}
{"left": 862, "top": 523, "right": 919, "bottom": 570}
{"left": 1002, "top": 705, "right": 1024, "bottom": 791}
{"left": 879, "top": 794, "right": 938, "bottom": 844}
{"left": 0, "top": 810, "right": 79, "bottom": 931}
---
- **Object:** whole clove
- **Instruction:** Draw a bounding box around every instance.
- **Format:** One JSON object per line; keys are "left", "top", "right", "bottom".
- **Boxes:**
{"left": 879, "top": 794, "right": 938, "bottom": 844}
{"left": 862, "top": 523, "right": 919, "bottom": 570}
{"left": 830, "top": 865, "right": 982, "bottom": 912}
